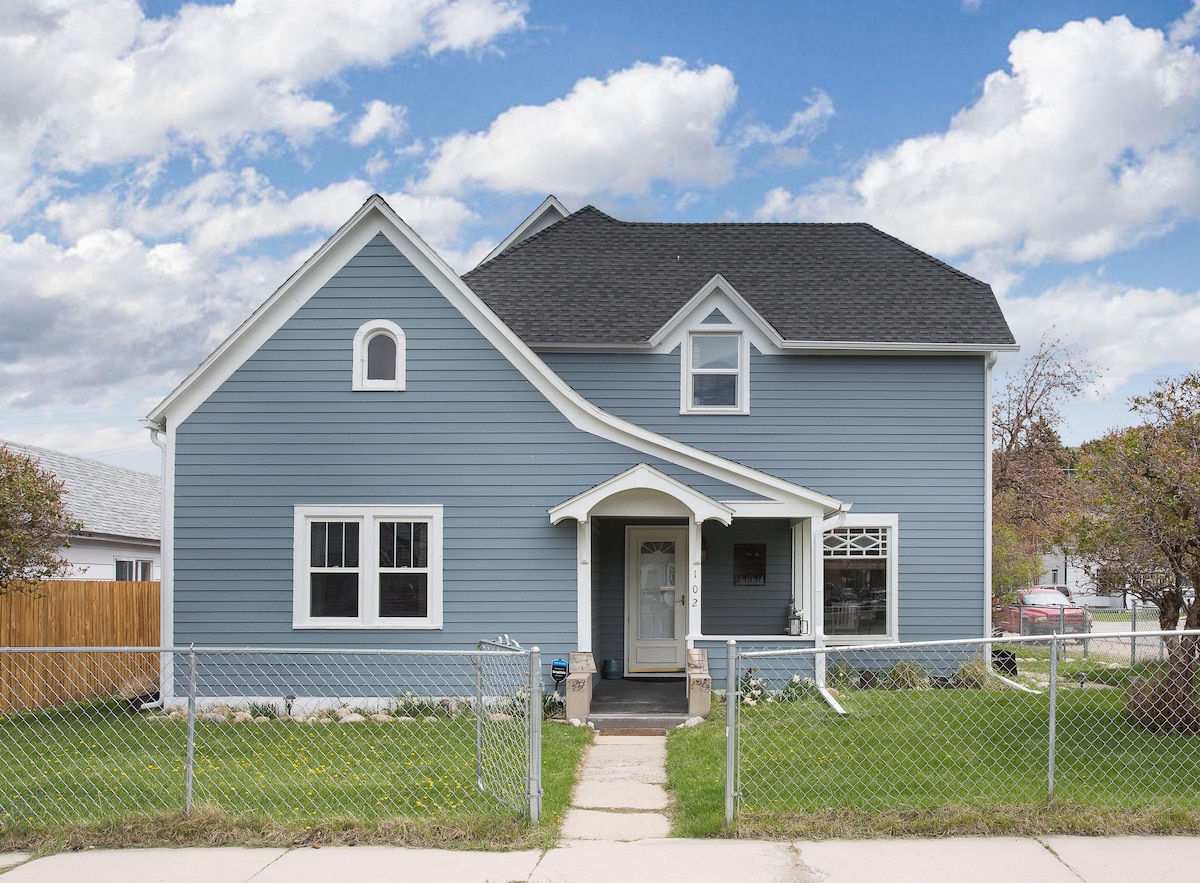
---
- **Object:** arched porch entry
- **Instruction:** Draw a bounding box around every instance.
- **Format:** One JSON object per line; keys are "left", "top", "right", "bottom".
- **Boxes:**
{"left": 550, "top": 464, "right": 734, "bottom": 675}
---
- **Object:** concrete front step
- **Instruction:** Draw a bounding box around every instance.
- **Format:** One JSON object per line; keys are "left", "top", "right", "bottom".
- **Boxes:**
{"left": 588, "top": 713, "right": 691, "bottom": 733}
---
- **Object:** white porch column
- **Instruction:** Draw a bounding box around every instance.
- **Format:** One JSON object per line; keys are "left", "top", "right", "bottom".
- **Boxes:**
{"left": 687, "top": 518, "right": 702, "bottom": 645}
{"left": 576, "top": 519, "right": 592, "bottom": 652}
{"left": 811, "top": 516, "right": 827, "bottom": 682}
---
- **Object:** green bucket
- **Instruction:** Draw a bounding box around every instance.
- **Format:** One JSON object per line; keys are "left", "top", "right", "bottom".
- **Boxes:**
{"left": 601, "top": 659, "right": 623, "bottom": 679}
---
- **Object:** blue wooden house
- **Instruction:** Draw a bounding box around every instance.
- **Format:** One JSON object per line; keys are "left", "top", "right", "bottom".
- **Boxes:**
{"left": 145, "top": 194, "right": 1015, "bottom": 685}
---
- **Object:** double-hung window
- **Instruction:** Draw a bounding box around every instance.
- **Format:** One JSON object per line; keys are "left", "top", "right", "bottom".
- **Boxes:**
{"left": 294, "top": 505, "right": 442, "bottom": 629}
{"left": 822, "top": 516, "right": 898, "bottom": 641}
{"left": 684, "top": 332, "right": 748, "bottom": 413}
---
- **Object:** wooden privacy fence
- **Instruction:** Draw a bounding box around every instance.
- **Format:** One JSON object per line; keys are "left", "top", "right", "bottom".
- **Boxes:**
{"left": 0, "top": 580, "right": 160, "bottom": 712}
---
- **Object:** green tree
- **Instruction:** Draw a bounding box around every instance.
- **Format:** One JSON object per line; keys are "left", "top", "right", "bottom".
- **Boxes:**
{"left": 0, "top": 446, "right": 82, "bottom": 595}
{"left": 991, "top": 521, "right": 1042, "bottom": 610}
{"left": 1074, "top": 372, "right": 1200, "bottom": 646}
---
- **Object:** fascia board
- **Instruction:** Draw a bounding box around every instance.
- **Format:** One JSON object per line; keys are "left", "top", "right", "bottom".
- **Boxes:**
{"left": 149, "top": 199, "right": 391, "bottom": 425}
{"left": 150, "top": 194, "right": 843, "bottom": 515}
{"left": 533, "top": 340, "right": 1019, "bottom": 356}
{"left": 726, "top": 500, "right": 835, "bottom": 519}
{"left": 779, "top": 341, "right": 1020, "bottom": 355}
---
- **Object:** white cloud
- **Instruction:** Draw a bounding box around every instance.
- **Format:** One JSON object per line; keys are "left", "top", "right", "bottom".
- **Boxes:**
{"left": 1171, "top": 0, "right": 1200, "bottom": 43}
{"left": 349, "top": 101, "right": 407, "bottom": 147}
{"left": 427, "top": 0, "right": 527, "bottom": 53}
{"left": 0, "top": 0, "right": 527, "bottom": 220}
{"left": 1001, "top": 276, "right": 1200, "bottom": 394}
{"left": 0, "top": 225, "right": 287, "bottom": 417}
{"left": 44, "top": 171, "right": 371, "bottom": 254}
{"left": 736, "top": 90, "right": 834, "bottom": 148}
{"left": 419, "top": 57, "right": 738, "bottom": 199}
{"left": 757, "top": 16, "right": 1200, "bottom": 268}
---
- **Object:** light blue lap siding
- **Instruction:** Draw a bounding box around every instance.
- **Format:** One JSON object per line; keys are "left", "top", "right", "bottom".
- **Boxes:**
{"left": 541, "top": 349, "right": 989, "bottom": 641}
{"left": 173, "top": 234, "right": 749, "bottom": 660}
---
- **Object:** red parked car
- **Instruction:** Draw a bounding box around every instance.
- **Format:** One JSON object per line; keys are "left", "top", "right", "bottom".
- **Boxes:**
{"left": 995, "top": 590, "right": 1092, "bottom": 636}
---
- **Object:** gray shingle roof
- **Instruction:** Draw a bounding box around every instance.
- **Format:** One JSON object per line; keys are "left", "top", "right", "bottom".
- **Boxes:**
{"left": 1, "top": 441, "right": 160, "bottom": 542}
{"left": 463, "top": 206, "right": 1015, "bottom": 347}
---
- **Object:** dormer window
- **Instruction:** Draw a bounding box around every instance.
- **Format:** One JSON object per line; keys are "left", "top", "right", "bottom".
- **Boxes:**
{"left": 353, "top": 320, "right": 405, "bottom": 391}
{"left": 683, "top": 331, "right": 748, "bottom": 414}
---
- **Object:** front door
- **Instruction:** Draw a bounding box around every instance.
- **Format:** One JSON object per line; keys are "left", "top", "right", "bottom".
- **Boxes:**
{"left": 626, "top": 526, "right": 688, "bottom": 673}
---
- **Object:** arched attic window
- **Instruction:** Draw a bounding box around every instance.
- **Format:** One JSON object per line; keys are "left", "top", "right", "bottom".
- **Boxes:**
{"left": 352, "top": 320, "right": 406, "bottom": 391}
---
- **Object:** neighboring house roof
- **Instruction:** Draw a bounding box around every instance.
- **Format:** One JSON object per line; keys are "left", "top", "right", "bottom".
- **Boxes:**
{"left": 1, "top": 440, "right": 161, "bottom": 542}
{"left": 464, "top": 206, "right": 1016, "bottom": 348}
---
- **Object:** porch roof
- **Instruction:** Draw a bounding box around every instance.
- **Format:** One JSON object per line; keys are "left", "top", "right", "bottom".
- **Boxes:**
{"left": 549, "top": 463, "right": 735, "bottom": 526}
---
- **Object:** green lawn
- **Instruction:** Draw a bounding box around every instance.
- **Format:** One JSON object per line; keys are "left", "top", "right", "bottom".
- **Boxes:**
{"left": 668, "top": 685, "right": 1200, "bottom": 839}
{"left": 0, "top": 698, "right": 589, "bottom": 851}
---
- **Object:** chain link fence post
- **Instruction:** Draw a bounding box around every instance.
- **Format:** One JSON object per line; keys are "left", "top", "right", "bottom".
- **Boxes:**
{"left": 527, "top": 646, "right": 542, "bottom": 825}
{"left": 473, "top": 656, "right": 484, "bottom": 790}
{"left": 1131, "top": 599, "right": 1138, "bottom": 667}
{"left": 1048, "top": 633, "right": 1057, "bottom": 800}
{"left": 184, "top": 645, "right": 196, "bottom": 814}
{"left": 725, "top": 639, "right": 739, "bottom": 828}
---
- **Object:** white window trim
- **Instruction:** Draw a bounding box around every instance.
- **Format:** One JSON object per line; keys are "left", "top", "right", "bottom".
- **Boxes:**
{"left": 820, "top": 513, "right": 899, "bottom": 644}
{"left": 352, "top": 320, "right": 406, "bottom": 391}
{"left": 681, "top": 330, "right": 750, "bottom": 415}
{"left": 293, "top": 504, "right": 443, "bottom": 629}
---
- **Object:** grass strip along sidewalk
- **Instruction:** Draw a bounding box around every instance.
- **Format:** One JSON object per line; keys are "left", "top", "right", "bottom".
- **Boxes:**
{"left": 0, "top": 696, "right": 589, "bottom": 852}
{"left": 669, "top": 666, "right": 1200, "bottom": 840}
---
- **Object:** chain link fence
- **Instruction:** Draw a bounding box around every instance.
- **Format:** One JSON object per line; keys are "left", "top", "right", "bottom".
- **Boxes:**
{"left": 1090, "top": 600, "right": 1181, "bottom": 646}
{"left": 726, "top": 630, "right": 1200, "bottom": 826}
{"left": 0, "top": 643, "right": 541, "bottom": 835}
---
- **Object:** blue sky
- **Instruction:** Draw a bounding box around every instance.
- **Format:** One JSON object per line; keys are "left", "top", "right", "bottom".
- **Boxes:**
{"left": 2, "top": 0, "right": 1199, "bottom": 473}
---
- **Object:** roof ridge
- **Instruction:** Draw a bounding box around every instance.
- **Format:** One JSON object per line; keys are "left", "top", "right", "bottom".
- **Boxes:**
{"left": 466, "top": 207, "right": 875, "bottom": 277}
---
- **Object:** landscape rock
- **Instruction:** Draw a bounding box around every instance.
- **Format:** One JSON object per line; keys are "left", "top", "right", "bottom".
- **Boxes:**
{"left": 340, "top": 713, "right": 368, "bottom": 723}
{"left": 232, "top": 711, "right": 254, "bottom": 723}
{"left": 370, "top": 713, "right": 393, "bottom": 723}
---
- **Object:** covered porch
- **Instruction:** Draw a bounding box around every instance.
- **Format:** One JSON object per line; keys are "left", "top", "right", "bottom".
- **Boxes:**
{"left": 550, "top": 463, "right": 848, "bottom": 691}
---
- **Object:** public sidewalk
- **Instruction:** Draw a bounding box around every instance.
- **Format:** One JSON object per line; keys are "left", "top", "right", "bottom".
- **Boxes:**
{"left": 4, "top": 837, "right": 1200, "bottom": 883}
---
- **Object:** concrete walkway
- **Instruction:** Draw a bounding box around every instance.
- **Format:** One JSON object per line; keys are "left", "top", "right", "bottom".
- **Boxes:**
{"left": 560, "top": 734, "right": 671, "bottom": 840}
